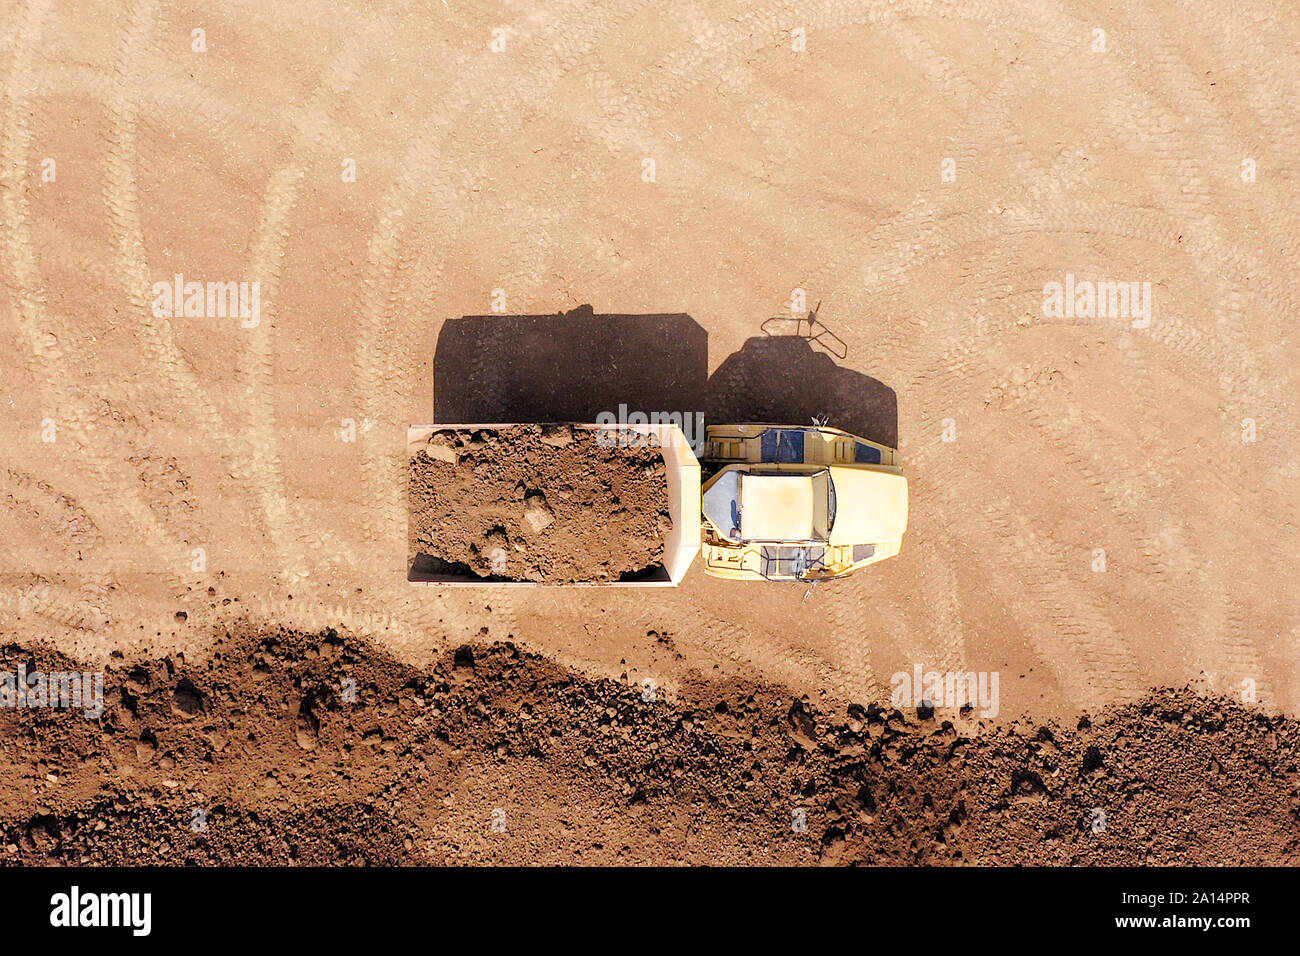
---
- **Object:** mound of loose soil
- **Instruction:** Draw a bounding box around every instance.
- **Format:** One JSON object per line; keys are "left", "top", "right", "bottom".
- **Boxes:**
{"left": 409, "top": 425, "right": 671, "bottom": 582}
{"left": 1, "top": 628, "right": 1297, "bottom": 866}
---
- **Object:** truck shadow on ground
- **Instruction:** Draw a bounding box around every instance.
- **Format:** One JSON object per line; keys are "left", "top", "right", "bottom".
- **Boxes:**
{"left": 432, "top": 305, "right": 897, "bottom": 447}
{"left": 434, "top": 305, "right": 708, "bottom": 423}
{"left": 706, "top": 335, "right": 897, "bottom": 448}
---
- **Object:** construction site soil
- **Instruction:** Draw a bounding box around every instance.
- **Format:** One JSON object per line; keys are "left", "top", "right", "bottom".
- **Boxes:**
{"left": 409, "top": 426, "right": 671, "bottom": 582}
{"left": 1, "top": 626, "right": 1295, "bottom": 866}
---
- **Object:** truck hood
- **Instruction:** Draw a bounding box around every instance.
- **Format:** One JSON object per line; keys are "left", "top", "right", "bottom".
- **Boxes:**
{"left": 827, "top": 468, "right": 908, "bottom": 545}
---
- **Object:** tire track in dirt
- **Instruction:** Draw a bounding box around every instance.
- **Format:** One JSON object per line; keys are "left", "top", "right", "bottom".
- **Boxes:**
{"left": 579, "top": 0, "right": 1078, "bottom": 317}
{"left": 904, "top": 314, "right": 1281, "bottom": 708}
{"left": 629, "top": 593, "right": 885, "bottom": 706}
{"left": 975, "top": 497, "right": 1143, "bottom": 711}
{"left": 704, "top": 46, "right": 1057, "bottom": 381}
{"left": 585, "top": 0, "right": 1076, "bottom": 155}
{"left": 904, "top": 346, "right": 1151, "bottom": 708}
{"left": 0, "top": 0, "right": 197, "bottom": 599}
{"left": 15, "top": 228, "right": 120, "bottom": 300}
{"left": 235, "top": 592, "right": 403, "bottom": 646}
{"left": 237, "top": 38, "right": 370, "bottom": 582}
{"left": 1083, "top": 10, "right": 1295, "bottom": 703}
{"left": 903, "top": 393, "right": 1121, "bottom": 700}
{"left": 1086, "top": 22, "right": 1290, "bottom": 424}
{"left": 989, "top": 337, "right": 1195, "bottom": 580}
{"left": 908, "top": 367, "right": 1177, "bottom": 706}
{"left": 573, "top": 2, "right": 919, "bottom": 320}
{"left": 1130, "top": 1, "right": 1300, "bottom": 341}
{"left": 844, "top": 14, "right": 1070, "bottom": 357}
{"left": 894, "top": 184, "right": 1289, "bottom": 681}
{"left": 27, "top": 59, "right": 322, "bottom": 180}
{"left": 102, "top": 0, "right": 225, "bottom": 442}
{"left": 844, "top": 9, "right": 1238, "bottom": 375}
{"left": 0, "top": 579, "right": 109, "bottom": 635}
{"left": 1130, "top": 2, "right": 1298, "bottom": 705}
{"left": 0, "top": 468, "right": 114, "bottom": 630}
{"left": 907, "top": 536, "right": 967, "bottom": 678}
{"left": 812, "top": 575, "right": 893, "bottom": 703}
{"left": 1108, "top": 334, "right": 1273, "bottom": 706}
{"left": 2, "top": 468, "right": 102, "bottom": 554}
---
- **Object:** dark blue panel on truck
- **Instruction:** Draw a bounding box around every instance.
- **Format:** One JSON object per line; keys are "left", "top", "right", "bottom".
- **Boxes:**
{"left": 760, "top": 428, "right": 805, "bottom": 463}
{"left": 854, "top": 441, "right": 882, "bottom": 464}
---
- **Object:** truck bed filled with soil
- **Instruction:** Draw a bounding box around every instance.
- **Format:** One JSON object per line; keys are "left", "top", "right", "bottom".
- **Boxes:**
{"left": 409, "top": 425, "right": 672, "bottom": 582}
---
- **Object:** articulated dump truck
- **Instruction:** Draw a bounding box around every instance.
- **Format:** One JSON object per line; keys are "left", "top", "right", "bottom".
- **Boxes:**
{"left": 408, "top": 422, "right": 907, "bottom": 586}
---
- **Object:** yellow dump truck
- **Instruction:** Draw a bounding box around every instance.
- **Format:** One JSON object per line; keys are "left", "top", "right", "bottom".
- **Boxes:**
{"left": 408, "top": 421, "right": 906, "bottom": 586}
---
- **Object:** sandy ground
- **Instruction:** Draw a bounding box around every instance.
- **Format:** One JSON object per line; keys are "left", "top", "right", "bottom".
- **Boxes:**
{"left": 1, "top": 0, "right": 1297, "bottom": 787}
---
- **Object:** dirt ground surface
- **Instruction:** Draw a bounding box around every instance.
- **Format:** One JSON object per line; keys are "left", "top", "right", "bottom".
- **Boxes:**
{"left": 409, "top": 425, "right": 669, "bottom": 582}
{"left": 0, "top": 626, "right": 1296, "bottom": 865}
{"left": 1, "top": 0, "right": 1298, "bottom": 865}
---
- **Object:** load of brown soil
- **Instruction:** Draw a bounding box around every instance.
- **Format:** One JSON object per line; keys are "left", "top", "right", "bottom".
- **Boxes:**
{"left": 1, "top": 627, "right": 1297, "bottom": 866}
{"left": 409, "top": 425, "right": 671, "bottom": 582}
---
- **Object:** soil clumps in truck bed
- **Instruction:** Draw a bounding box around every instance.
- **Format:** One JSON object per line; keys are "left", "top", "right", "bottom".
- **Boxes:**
{"left": 410, "top": 425, "right": 672, "bottom": 582}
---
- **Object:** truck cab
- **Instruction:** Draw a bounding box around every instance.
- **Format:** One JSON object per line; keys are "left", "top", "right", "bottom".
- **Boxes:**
{"left": 699, "top": 424, "right": 907, "bottom": 581}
